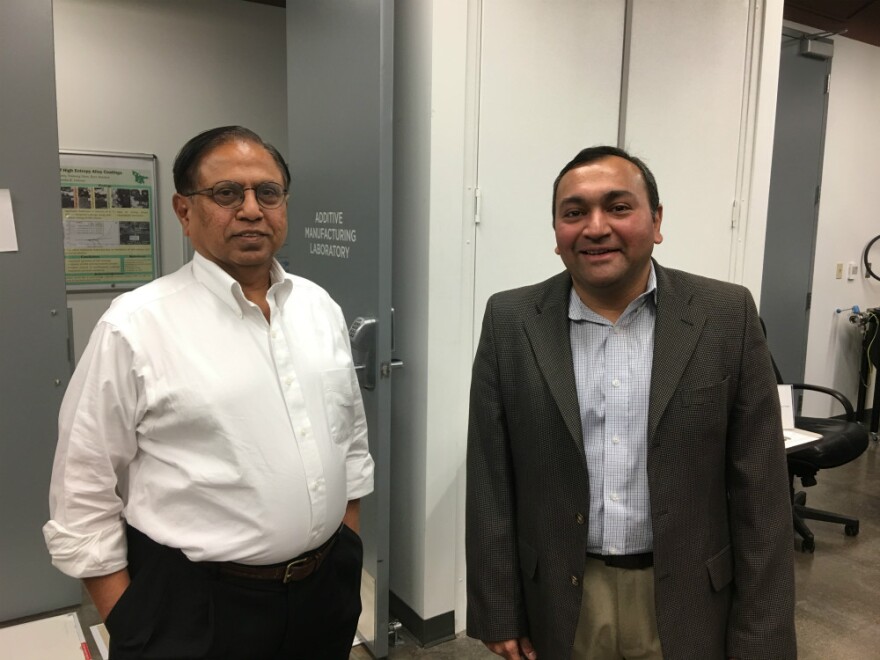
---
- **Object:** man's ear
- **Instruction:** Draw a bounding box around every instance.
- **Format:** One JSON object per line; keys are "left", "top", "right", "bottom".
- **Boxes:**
{"left": 172, "top": 193, "right": 192, "bottom": 236}
{"left": 652, "top": 204, "right": 664, "bottom": 245}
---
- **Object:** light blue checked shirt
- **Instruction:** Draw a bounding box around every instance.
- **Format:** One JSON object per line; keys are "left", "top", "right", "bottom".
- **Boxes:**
{"left": 569, "top": 265, "right": 657, "bottom": 556}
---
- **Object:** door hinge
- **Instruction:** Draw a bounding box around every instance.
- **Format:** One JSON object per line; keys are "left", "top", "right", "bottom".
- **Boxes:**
{"left": 474, "top": 187, "right": 482, "bottom": 225}
{"left": 825, "top": 74, "right": 831, "bottom": 94}
{"left": 389, "top": 619, "right": 403, "bottom": 646}
{"left": 806, "top": 291, "right": 812, "bottom": 310}
{"left": 815, "top": 185, "right": 821, "bottom": 206}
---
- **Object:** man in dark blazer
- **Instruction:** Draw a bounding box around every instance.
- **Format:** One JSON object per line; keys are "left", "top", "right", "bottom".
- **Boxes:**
{"left": 466, "top": 147, "right": 796, "bottom": 659}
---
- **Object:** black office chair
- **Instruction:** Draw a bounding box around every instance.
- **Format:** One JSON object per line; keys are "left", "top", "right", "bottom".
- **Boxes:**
{"left": 762, "top": 321, "right": 870, "bottom": 551}
{"left": 782, "top": 381, "right": 869, "bottom": 552}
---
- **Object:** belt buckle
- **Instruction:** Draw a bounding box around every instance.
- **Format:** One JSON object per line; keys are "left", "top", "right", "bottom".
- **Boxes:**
{"left": 282, "top": 556, "right": 311, "bottom": 583}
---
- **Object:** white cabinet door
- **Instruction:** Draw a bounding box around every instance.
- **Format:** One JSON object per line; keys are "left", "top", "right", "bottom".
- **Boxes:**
{"left": 624, "top": 0, "right": 752, "bottom": 282}
{"left": 473, "top": 0, "right": 626, "bottom": 340}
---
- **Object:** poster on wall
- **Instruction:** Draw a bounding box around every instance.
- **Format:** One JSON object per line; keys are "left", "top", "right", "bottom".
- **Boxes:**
{"left": 60, "top": 150, "right": 159, "bottom": 290}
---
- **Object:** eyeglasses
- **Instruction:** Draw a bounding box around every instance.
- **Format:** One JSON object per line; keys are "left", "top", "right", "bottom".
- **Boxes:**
{"left": 185, "top": 181, "right": 288, "bottom": 209}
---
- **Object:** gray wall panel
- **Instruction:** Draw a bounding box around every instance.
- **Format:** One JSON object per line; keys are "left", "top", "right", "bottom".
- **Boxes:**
{"left": 0, "top": 0, "right": 81, "bottom": 620}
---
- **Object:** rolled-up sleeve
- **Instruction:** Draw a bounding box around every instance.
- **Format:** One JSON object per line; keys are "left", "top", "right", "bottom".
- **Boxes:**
{"left": 43, "top": 321, "right": 140, "bottom": 578}
{"left": 344, "top": 386, "right": 373, "bottom": 500}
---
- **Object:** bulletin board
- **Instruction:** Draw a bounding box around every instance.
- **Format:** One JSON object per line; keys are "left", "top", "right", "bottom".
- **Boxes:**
{"left": 60, "top": 150, "right": 159, "bottom": 290}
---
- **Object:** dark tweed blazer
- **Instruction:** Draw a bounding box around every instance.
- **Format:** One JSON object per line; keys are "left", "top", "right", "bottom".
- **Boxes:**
{"left": 466, "top": 262, "right": 796, "bottom": 659}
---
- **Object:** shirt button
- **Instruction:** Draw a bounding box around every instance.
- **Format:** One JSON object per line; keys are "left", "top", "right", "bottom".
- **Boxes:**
{"left": 609, "top": 546, "right": 619, "bottom": 555}
{"left": 570, "top": 575, "right": 580, "bottom": 586}
{"left": 612, "top": 378, "right": 620, "bottom": 387}
{"left": 612, "top": 435, "right": 620, "bottom": 444}
{"left": 610, "top": 493, "right": 620, "bottom": 502}
{"left": 575, "top": 513, "right": 585, "bottom": 525}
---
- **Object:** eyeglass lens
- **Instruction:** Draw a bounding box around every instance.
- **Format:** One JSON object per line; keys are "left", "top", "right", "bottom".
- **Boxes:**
{"left": 211, "top": 181, "right": 286, "bottom": 208}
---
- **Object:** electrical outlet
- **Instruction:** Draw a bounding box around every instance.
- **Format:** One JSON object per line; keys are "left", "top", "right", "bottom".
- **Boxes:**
{"left": 835, "top": 263, "right": 843, "bottom": 279}
{"left": 847, "top": 262, "right": 858, "bottom": 280}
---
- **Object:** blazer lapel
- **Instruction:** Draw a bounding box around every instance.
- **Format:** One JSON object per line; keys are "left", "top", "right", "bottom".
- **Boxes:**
{"left": 649, "top": 265, "right": 706, "bottom": 440}
{"left": 522, "top": 273, "right": 585, "bottom": 460}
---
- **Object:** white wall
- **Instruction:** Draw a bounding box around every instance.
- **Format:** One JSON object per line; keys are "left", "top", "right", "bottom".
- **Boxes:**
{"left": 391, "top": 0, "right": 472, "bottom": 627}
{"left": 802, "top": 32, "right": 880, "bottom": 415}
{"left": 53, "top": 0, "right": 287, "bottom": 360}
{"left": 424, "top": 0, "right": 475, "bottom": 629}
{"left": 390, "top": 0, "right": 433, "bottom": 620}
{"left": 741, "top": 2, "right": 785, "bottom": 297}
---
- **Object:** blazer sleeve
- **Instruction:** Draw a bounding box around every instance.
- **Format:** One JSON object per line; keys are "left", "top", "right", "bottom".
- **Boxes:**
{"left": 465, "top": 297, "right": 529, "bottom": 642}
{"left": 725, "top": 290, "right": 797, "bottom": 658}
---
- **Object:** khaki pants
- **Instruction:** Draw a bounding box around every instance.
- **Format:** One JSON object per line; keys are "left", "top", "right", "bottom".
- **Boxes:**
{"left": 571, "top": 557, "right": 663, "bottom": 660}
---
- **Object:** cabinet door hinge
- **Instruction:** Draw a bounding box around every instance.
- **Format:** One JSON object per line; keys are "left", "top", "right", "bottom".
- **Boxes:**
{"left": 474, "top": 187, "right": 482, "bottom": 224}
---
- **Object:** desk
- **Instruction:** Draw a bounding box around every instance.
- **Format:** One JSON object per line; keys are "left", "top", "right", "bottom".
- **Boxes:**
{"left": 785, "top": 436, "right": 822, "bottom": 454}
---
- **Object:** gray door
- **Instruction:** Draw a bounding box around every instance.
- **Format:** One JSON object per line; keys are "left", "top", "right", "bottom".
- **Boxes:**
{"left": 286, "top": 2, "right": 393, "bottom": 657}
{"left": 760, "top": 31, "right": 832, "bottom": 382}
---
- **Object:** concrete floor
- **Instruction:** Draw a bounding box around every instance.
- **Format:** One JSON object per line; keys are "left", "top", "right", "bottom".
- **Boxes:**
{"left": 69, "top": 439, "right": 878, "bottom": 659}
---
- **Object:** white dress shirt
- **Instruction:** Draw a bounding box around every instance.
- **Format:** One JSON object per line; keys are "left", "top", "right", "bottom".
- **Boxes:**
{"left": 44, "top": 253, "right": 374, "bottom": 578}
{"left": 569, "top": 265, "right": 657, "bottom": 555}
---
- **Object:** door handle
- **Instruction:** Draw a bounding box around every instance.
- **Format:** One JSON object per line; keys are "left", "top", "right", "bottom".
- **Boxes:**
{"left": 349, "top": 317, "right": 377, "bottom": 390}
{"left": 348, "top": 317, "right": 404, "bottom": 389}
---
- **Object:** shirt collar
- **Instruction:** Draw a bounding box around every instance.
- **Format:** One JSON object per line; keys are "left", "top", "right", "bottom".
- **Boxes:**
{"left": 568, "top": 262, "right": 658, "bottom": 324}
{"left": 191, "top": 252, "right": 292, "bottom": 317}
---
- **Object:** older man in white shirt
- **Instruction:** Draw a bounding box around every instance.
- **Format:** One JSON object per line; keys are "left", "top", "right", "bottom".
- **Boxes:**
{"left": 44, "top": 126, "right": 374, "bottom": 660}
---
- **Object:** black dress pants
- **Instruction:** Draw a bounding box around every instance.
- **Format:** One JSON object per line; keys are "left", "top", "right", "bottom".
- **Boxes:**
{"left": 106, "top": 525, "right": 363, "bottom": 660}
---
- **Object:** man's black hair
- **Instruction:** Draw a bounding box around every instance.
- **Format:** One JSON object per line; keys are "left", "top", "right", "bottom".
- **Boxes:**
{"left": 172, "top": 126, "right": 291, "bottom": 193}
{"left": 551, "top": 146, "right": 660, "bottom": 220}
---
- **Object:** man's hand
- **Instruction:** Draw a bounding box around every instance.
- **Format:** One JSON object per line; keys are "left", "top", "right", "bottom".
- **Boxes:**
{"left": 484, "top": 636, "right": 537, "bottom": 659}
{"left": 83, "top": 568, "right": 131, "bottom": 621}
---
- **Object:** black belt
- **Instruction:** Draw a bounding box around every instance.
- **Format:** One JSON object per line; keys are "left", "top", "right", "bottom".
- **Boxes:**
{"left": 587, "top": 551, "right": 654, "bottom": 570}
{"left": 214, "top": 525, "right": 342, "bottom": 583}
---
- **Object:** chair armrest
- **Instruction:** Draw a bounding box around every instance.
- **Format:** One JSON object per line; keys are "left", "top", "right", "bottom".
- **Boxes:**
{"left": 789, "top": 383, "right": 856, "bottom": 421}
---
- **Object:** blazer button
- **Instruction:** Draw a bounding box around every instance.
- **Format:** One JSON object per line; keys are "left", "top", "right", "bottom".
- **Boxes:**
{"left": 570, "top": 575, "right": 580, "bottom": 586}
{"left": 575, "top": 513, "right": 585, "bottom": 525}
